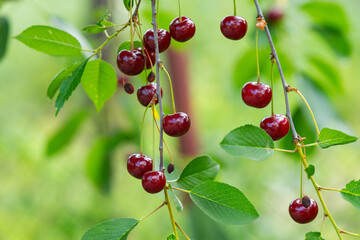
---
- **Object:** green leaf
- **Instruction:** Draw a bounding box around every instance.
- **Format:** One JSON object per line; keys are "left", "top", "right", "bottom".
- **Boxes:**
{"left": 190, "top": 181, "right": 259, "bottom": 225}
{"left": 305, "top": 165, "right": 315, "bottom": 179}
{"left": 176, "top": 155, "right": 220, "bottom": 190}
{"left": 117, "top": 41, "right": 142, "bottom": 53}
{"left": 167, "top": 233, "right": 177, "bottom": 240}
{"left": 81, "top": 59, "right": 117, "bottom": 112}
{"left": 168, "top": 184, "right": 183, "bottom": 212}
{"left": 123, "top": 0, "right": 135, "bottom": 11}
{"left": 15, "top": 25, "right": 82, "bottom": 56}
{"left": 318, "top": 128, "right": 358, "bottom": 149}
{"left": 82, "top": 25, "right": 107, "bottom": 34}
{"left": 55, "top": 58, "right": 89, "bottom": 115}
{"left": 97, "top": 10, "right": 111, "bottom": 26}
{"left": 81, "top": 218, "right": 138, "bottom": 240}
{"left": 46, "top": 111, "right": 88, "bottom": 156}
{"left": 340, "top": 179, "right": 360, "bottom": 210}
{"left": 220, "top": 124, "right": 274, "bottom": 161}
{"left": 0, "top": 17, "right": 9, "bottom": 61}
{"left": 47, "top": 62, "right": 81, "bottom": 99}
{"left": 305, "top": 232, "right": 324, "bottom": 240}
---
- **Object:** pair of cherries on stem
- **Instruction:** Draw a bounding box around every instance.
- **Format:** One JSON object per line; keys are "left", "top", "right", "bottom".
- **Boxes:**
{"left": 242, "top": 82, "right": 289, "bottom": 141}
{"left": 127, "top": 153, "right": 166, "bottom": 194}
{"left": 137, "top": 83, "right": 191, "bottom": 137}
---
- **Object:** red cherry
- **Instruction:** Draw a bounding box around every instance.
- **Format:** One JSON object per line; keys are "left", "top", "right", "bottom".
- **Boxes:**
{"left": 117, "top": 49, "right": 145, "bottom": 76}
{"left": 124, "top": 83, "right": 134, "bottom": 94}
{"left": 289, "top": 197, "right": 318, "bottom": 224}
{"left": 136, "top": 47, "right": 155, "bottom": 69}
{"left": 169, "top": 16, "right": 196, "bottom": 42}
{"left": 147, "top": 72, "right": 155, "bottom": 82}
{"left": 137, "top": 83, "right": 163, "bottom": 107}
{"left": 260, "top": 114, "right": 289, "bottom": 141}
{"left": 220, "top": 15, "right": 247, "bottom": 40}
{"left": 163, "top": 112, "right": 191, "bottom": 137}
{"left": 142, "top": 171, "right": 166, "bottom": 194}
{"left": 241, "top": 82, "right": 272, "bottom": 108}
{"left": 127, "top": 154, "right": 153, "bottom": 179}
{"left": 143, "top": 29, "right": 171, "bottom": 53}
{"left": 266, "top": 7, "right": 284, "bottom": 24}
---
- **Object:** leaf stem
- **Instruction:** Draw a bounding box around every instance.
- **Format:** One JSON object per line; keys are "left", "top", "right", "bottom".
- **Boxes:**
{"left": 164, "top": 186, "right": 178, "bottom": 238}
{"left": 151, "top": 0, "right": 165, "bottom": 171}
{"left": 139, "top": 201, "right": 166, "bottom": 222}
{"left": 300, "top": 142, "right": 318, "bottom": 147}
{"left": 318, "top": 186, "right": 341, "bottom": 192}
{"left": 172, "top": 186, "right": 191, "bottom": 193}
{"left": 253, "top": 0, "right": 299, "bottom": 141}
{"left": 339, "top": 230, "right": 360, "bottom": 237}
{"left": 274, "top": 148, "right": 296, "bottom": 153}
{"left": 295, "top": 143, "right": 343, "bottom": 239}
{"left": 175, "top": 222, "right": 191, "bottom": 240}
{"left": 160, "top": 63, "right": 176, "bottom": 114}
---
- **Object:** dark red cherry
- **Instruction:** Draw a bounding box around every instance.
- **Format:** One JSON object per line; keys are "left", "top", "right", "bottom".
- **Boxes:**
{"left": 241, "top": 82, "right": 272, "bottom": 108}
{"left": 143, "top": 29, "right": 171, "bottom": 53}
{"left": 260, "top": 114, "right": 289, "bottom": 141}
{"left": 163, "top": 112, "right": 191, "bottom": 137}
{"left": 167, "top": 163, "right": 175, "bottom": 173}
{"left": 220, "top": 15, "right": 247, "bottom": 40}
{"left": 147, "top": 72, "right": 155, "bottom": 82}
{"left": 117, "top": 49, "right": 145, "bottom": 76}
{"left": 169, "top": 16, "right": 196, "bottom": 42}
{"left": 137, "top": 83, "right": 163, "bottom": 107}
{"left": 124, "top": 83, "right": 134, "bottom": 94}
{"left": 136, "top": 47, "right": 155, "bottom": 69}
{"left": 142, "top": 171, "right": 166, "bottom": 194}
{"left": 127, "top": 154, "right": 153, "bottom": 179}
{"left": 289, "top": 197, "right": 318, "bottom": 224}
{"left": 266, "top": 7, "right": 284, "bottom": 24}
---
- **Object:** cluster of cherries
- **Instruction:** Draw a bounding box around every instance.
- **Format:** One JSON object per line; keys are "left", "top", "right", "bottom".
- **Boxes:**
{"left": 221, "top": 9, "right": 318, "bottom": 224}
{"left": 119, "top": 15, "right": 196, "bottom": 193}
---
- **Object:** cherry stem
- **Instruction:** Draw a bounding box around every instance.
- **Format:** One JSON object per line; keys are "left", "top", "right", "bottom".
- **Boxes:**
{"left": 164, "top": 186, "right": 178, "bottom": 238}
{"left": 233, "top": 0, "right": 237, "bottom": 15}
{"left": 151, "top": 0, "right": 165, "bottom": 171}
{"left": 320, "top": 214, "right": 327, "bottom": 235}
{"left": 132, "top": 24, "right": 150, "bottom": 79}
{"left": 253, "top": 0, "right": 299, "bottom": 141}
{"left": 151, "top": 105, "right": 174, "bottom": 164}
{"left": 292, "top": 88, "right": 320, "bottom": 136}
{"left": 255, "top": 28, "right": 260, "bottom": 84}
{"left": 295, "top": 143, "right": 343, "bottom": 239}
{"left": 139, "top": 201, "right": 166, "bottom": 222}
{"left": 300, "top": 157, "right": 304, "bottom": 198}
{"left": 129, "top": 0, "right": 134, "bottom": 50}
{"left": 270, "top": 58, "right": 275, "bottom": 116}
{"left": 160, "top": 64, "right": 176, "bottom": 114}
{"left": 140, "top": 104, "right": 151, "bottom": 155}
{"left": 175, "top": 222, "right": 191, "bottom": 240}
{"left": 177, "top": 0, "right": 182, "bottom": 21}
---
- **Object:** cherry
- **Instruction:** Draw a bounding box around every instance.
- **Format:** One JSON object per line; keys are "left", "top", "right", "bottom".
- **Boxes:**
{"left": 143, "top": 29, "right": 171, "bottom": 53}
{"left": 163, "top": 112, "right": 191, "bottom": 137}
{"left": 136, "top": 47, "right": 155, "bottom": 69}
{"left": 127, "top": 154, "right": 153, "bottom": 179}
{"left": 169, "top": 16, "right": 196, "bottom": 42}
{"left": 142, "top": 171, "right": 166, "bottom": 194}
{"left": 137, "top": 83, "right": 163, "bottom": 107}
{"left": 117, "top": 49, "right": 145, "bottom": 76}
{"left": 260, "top": 114, "right": 289, "bottom": 141}
{"left": 220, "top": 16, "right": 248, "bottom": 40}
{"left": 124, "top": 83, "right": 134, "bottom": 94}
{"left": 167, "top": 163, "right": 175, "bottom": 173}
{"left": 289, "top": 197, "right": 318, "bottom": 224}
{"left": 147, "top": 71, "right": 155, "bottom": 82}
{"left": 241, "top": 82, "right": 272, "bottom": 108}
{"left": 266, "top": 7, "right": 284, "bottom": 24}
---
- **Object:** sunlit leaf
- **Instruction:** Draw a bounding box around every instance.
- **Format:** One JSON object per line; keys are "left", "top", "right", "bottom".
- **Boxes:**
{"left": 81, "top": 218, "right": 138, "bottom": 240}
{"left": 318, "top": 128, "right": 358, "bottom": 149}
{"left": 305, "top": 232, "right": 324, "bottom": 240}
{"left": 340, "top": 179, "right": 360, "bottom": 210}
{"left": 305, "top": 165, "right": 315, "bottom": 179}
{"left": 15, "top": 25, "right": 82, "bottom": 56}
{"left": 169, "top": 184, "right": 183, "bottom": 212}
{"left": 167, "top": 234, "right": 177, "bottom": 240}
{"left": 190, "top": 181, "right": 259, "bottom": 225}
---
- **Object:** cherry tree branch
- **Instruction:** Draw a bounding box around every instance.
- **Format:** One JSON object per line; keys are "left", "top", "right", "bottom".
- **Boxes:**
{"left": 253, "top": 0, "right": 299, "bottom": 142}
{"left": 150, "top": 0, "right": 164, "bottom": 171}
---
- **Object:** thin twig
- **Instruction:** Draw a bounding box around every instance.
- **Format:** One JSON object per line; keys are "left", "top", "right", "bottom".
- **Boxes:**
{"left": 139, "top": 201, "right": 166, "bottom": 222}
{"left": 175, "top": 222, "right": 191, "bottom": 240}
{"left": 253, "top": 0, "right": 299, "bottom": 141}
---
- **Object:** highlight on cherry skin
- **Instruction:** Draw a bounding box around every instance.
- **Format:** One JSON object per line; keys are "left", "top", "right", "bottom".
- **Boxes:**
{"left": 137, "top": 83, "right": 163, "bottom": 107}
{"left": 260, "top": 114, "right": 289, "bottom": 141}
{"left": 117, "top": 49, "right": 145, "bottom": 76}
{"left": 220, "top": 15, "right": 248, "bottom": 40}
{"left": 169, "top": 16, "right": 196, "bottom": 42}
{"left": 289, "top": 196, "right": 319, "bottom": 224}
{"left": 127, "top": 154, "right": 153, "bottom": 179}
{"left": 142, "top": 171, "right": 166, "bottom": 194}
{"left": 163, "top": 112, "right": 191, "bottom": 137}
{"left": 241, "top": 82, "right": 272, "bottom": 108}
{"left": 143, "top": 28, "right": 171, "bottom": 53}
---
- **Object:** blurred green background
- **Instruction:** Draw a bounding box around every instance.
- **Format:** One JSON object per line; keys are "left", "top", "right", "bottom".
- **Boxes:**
{"left": 1, "top": 0, "right": 360, "bottom": 239}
